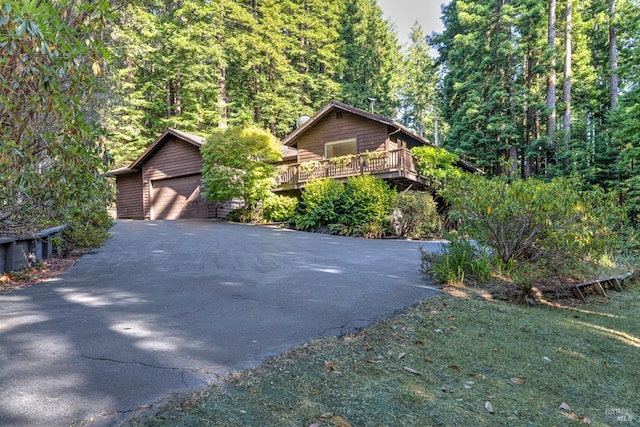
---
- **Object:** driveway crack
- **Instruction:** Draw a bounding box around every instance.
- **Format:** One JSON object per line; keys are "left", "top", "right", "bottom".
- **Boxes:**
{"left": 319, "top": 317, "right": 374, "bottom": 337}
{"left": 80, "top": 354, "right": 219, "bottom": 376}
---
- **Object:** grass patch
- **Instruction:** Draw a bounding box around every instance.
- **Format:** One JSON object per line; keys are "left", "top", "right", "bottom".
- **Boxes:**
{"left": 128, "top": 286, "right": 640, "bottom": 426}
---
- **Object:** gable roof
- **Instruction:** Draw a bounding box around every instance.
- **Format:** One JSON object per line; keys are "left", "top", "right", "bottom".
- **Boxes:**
{"left": 107, "top": 127, "right": 299, "bottom": 176}
{"left": 130, "top": 128, "right": 206, "bottom": 170}
{"left": 107, "top": 128, "right": 206, "bottom": 176}
{"left": 282, "top": 100, "right": 413, "bottom": 147}
{"left": 282, "top": 100, "right": 481, "bottom": 174}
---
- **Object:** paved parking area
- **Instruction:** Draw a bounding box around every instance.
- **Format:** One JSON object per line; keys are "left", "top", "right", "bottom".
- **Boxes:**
{"left": 0, "top": 220, "right": 440, "bottom": 426}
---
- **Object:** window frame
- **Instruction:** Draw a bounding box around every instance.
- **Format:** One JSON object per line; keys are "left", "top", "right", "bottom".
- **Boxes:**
{"left": 324, "top": 138, "right": 357, "bottom": 159}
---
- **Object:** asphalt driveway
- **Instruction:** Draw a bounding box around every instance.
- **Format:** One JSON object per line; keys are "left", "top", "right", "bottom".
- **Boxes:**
{"left": 0, "top": 220, "right": 440, "bottom": 426}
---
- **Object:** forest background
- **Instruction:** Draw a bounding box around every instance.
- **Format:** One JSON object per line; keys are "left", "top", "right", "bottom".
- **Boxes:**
{"left": 1, "top": 0, "right": 639, "bottom": 236}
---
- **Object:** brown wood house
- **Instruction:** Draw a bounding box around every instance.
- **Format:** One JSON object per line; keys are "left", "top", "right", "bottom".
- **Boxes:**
{"left": 109, "top": 129, "right": 238, "bottom": 220}
{"left": 275, "top": 100, "right": 478, "bottom": 192}
{"left": 110, "top": 102, "right": 476, "bottom": 220}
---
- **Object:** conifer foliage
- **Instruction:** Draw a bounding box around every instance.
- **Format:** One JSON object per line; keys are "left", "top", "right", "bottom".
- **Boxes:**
{"left": 434, "top": 0, "right": 639, "bottom": 192}
{"left": 103, "top": 0, "right": 402, "bottom": 166}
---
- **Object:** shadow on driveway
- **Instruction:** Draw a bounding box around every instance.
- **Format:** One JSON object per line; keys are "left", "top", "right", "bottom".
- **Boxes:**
{"left": 0, "top": 220, "right": 440, "bottom": 426}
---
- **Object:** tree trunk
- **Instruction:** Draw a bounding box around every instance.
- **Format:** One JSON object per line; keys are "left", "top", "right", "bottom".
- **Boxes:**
{"left": 217, "top": 63, "right": 228, "bottom": 128}
{"left": 562, "top": 0, "right": 572, "bottom": 159}
{"left": 174, "top": 72, "right": 182, "bottom": 116}
{"left": 547, "top": 0, "right": 557, "bottom": 144}
{"left": 166, "top": 79, "right": 172, "bottom": 119}
{"left": 609, "top": 0, "right": 618, "bottom": 109}
{"left": 525, "top": 48, "right": 535, "bottom": 178}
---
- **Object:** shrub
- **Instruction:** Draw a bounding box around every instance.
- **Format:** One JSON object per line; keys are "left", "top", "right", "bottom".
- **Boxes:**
{"left": 228, "top": 206, "right": 261, "bottom": 223}
{"left": 294, "top": 178, "right": 344, "bottom": 231}
{"left": 61, "top": 207, "right": 113, "bottom": 254}
{"left": 201, "top": 127, "right": 282, "bottom": 210}
{"left": 420, "top": 233, "right": 490, "bottom": 285}
{"left": 411, "top": 145, "right": 463, "bottom": 187}
{"left": 440, "top": 175, "right": 623, "bottom": 266}
{"left": 392, "top": 191, "right": 440, "bottom": 238}
{"left": 294, "top": 176, "right": 397, "bottom": 237}
{"left": 338, "top": 175, "right": 397, "bottom": 237}
{"left": 263, "top": 195, "right": 298, "bottom": 222}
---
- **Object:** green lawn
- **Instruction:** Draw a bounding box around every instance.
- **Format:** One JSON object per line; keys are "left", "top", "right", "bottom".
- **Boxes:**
{"left": 129, "top": 286, "right": 639, "bottom": 427}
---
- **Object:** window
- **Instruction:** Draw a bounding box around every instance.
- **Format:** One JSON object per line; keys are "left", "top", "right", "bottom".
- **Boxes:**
{"left": 325, "top": 138, "right": 357, "bottom": 158}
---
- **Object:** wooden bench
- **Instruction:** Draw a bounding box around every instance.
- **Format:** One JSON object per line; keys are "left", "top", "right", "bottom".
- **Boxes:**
{"left": 573, "top": 272, "right": 634, "bottom": 301}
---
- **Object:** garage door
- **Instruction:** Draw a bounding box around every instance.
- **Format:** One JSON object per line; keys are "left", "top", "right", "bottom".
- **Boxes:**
{"left": 151, "top": 175, "right": 208, "bottom": 220}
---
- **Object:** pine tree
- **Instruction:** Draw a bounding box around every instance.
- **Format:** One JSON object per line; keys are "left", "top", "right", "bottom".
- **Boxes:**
{"left": 612, "top": 0, "right": 640, "bottom": 223}
{"left": 435, "top": 0, "right": 525, "bottom": 175}
{"left": 547, "top": 0, "right": 557, "bottom": 146}
{"left": 101, "top": 0, "right": 419, "bottom": 165}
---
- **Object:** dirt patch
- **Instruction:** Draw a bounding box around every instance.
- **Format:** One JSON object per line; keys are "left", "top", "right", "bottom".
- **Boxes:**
{"left": 0, "top": 255, "right": 79, "bottom": 292}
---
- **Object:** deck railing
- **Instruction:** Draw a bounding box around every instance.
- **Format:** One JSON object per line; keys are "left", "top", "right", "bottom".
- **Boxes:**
{"left": 275, "top": 148, "right": 419, "bottom": 188}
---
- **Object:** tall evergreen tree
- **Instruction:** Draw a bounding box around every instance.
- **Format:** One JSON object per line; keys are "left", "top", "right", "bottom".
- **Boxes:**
{"left": 104, "top": 0, "right": 407, "bottom": 166}
{"left": 562, "top": 0, "right": 572, "bottom": 160}
{"left": 337, "top": 0, "right": 402, "bottom": 117}
{"left": 433, "top": 0, "right": 632, "bottom": 183}
{"left": 611, "top": 0, "right": 640, "bottom": 223}
{"left": 547, "top": 0, "right": 558, "bottom": 146}
{"left": 435, "top": 0, "right": 541, "bottom": 175}
{"left": 398, "top": 23, "right": 439, "bottom": 140}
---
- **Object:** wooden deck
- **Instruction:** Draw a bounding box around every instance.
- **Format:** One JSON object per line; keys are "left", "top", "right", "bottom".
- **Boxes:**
{"left": 274, "top": 148, "right": 428, "bottom": 191}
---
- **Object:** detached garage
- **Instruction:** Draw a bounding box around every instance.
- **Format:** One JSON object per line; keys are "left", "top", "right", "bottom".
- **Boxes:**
{"left": 109, "top": 128, "right": 239, "bottom": 220}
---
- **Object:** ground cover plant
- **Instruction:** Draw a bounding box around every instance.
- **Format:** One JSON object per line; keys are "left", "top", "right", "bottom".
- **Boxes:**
{"left": 129, "top": 286, "right": 639, "bottom": 426}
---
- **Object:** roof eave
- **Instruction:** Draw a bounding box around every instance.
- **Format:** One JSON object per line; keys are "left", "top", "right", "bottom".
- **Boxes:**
{"left": 283, "top": 101, "right": 400, "bottom": 147}
{"left": 105, "top": 167, "right": 139, "bottom": 176}
{"left": 128, "top": 128, "right": 206, "bottom": 170}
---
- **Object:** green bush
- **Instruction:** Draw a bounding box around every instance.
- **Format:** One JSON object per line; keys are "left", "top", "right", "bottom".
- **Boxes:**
{"left": 440, "top": 175, "right": 623, "bottom": 265}
{"left": 420, "top": 233, "right": 490, "bottom": 285}
{"left": 411, "top": 145, "right": 463, "bottom": 187}
{"left": 201, "top": 127, "right": 282, "bottom": 210}
{"left": 392, "top": 191, "right": 440, "bottom": 238}
{"left": 294, "top": 178, "right": 344, "bottom": 231}
{"left": 228, "top": 206, "right": 261, "bottom": 223}
{"left": 340, "top": 175, "right": 397, "bottom": 235}
{"left": 263, "top": 195, "right": 298, "bottom": 222}
{"left": 61, "top": 207, "right": 113, "bottom": 254}
{"left": 294, "top": 176, "right": 397, "bottom": 237}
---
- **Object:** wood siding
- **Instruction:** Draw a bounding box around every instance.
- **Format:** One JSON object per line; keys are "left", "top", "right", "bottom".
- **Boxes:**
{"left": 142, "top": 136, "right": 203, "bottom": 181}
{"left": 295, "top": 111, "right": 388, "bottom": 162}
{"left": 116, "top": 172, "right": 144, "bottom": 219}
{"left": 139, "top": 136, "right": 217, "bottom": 219}
{"left": 112, "top": 132, "right": 249, "bottom": 220}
